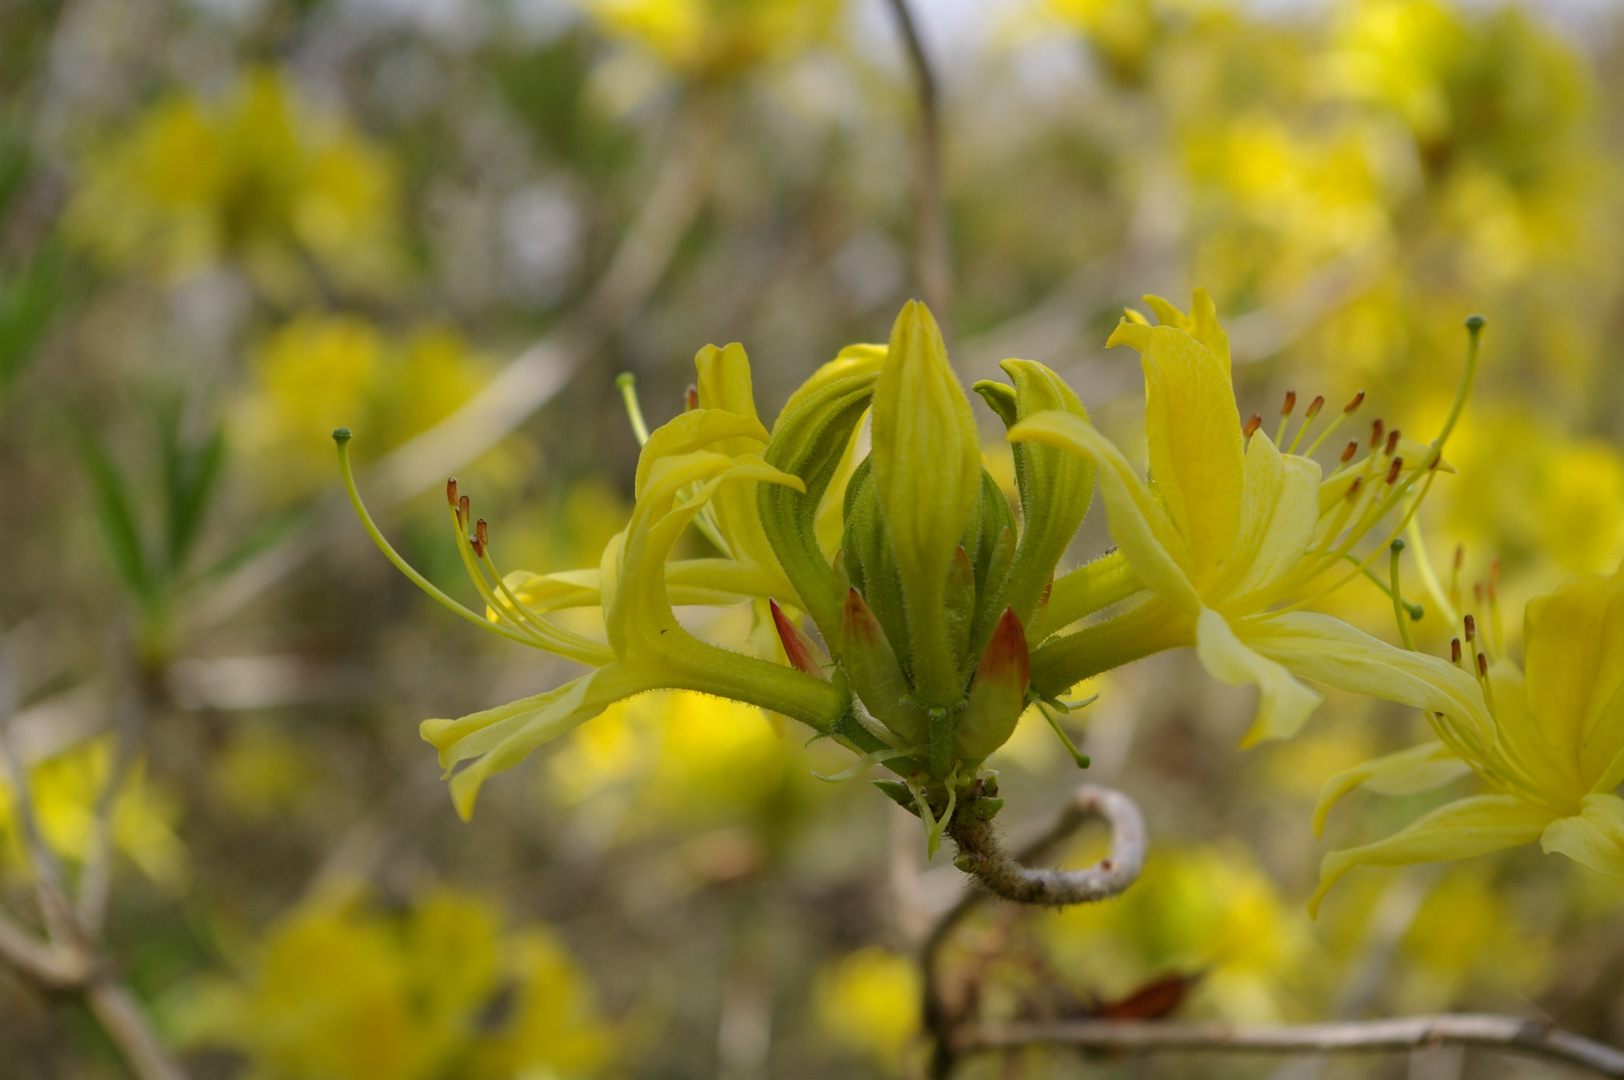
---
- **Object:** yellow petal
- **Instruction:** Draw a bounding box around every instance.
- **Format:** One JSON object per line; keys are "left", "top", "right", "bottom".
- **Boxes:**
{"left": 1311, "top": 795, "right": 1553, "bottom": 916}
{"left": 1312, "top": 742, "right": 1472, "bottom": 837}
{"left": 1524, "top": 566, "right": 1624, "bottom": 783}
{"left": 1116, "top": 324, "right": 1245, "bottom": 587}
{"left": 1008, "top": 410, "right": 1200, "bottom": 614}
{"left": 1210, "top": 430, "right": 1320, "bottom": 606}
{"left": 634, "top": 408, "right": 770, "bottom": 496}
{"left": 694, "top": 343, "right": 784, "bottom": 575}
{"left": 1540, "top": 793, "right": 1624, "bottom": 879}
{"left": 1240, "top": 611, "right": 1495, "bottom": 748}
{"left": 694, "top": 342, "right": 762, "bottom": 430}
{"left": 1196, "top": 607, "right": 1323, "bottom": 746}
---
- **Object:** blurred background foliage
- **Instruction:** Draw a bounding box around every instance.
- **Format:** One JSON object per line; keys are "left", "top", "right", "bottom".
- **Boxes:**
{"left": 1, "top": 0, "right": 1623, "bottom": 1076}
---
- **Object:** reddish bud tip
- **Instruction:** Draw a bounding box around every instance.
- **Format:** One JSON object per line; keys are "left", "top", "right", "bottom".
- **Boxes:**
{"left": 1243, "top": 414, "right": 1263, "bottom": 438}
{"left": 770, "top": 599, "right": 823, "bottom": 676}
{"left": 1370, "top": 418, "right": 1385, "bottom": 450}
{"left": 1451, "top": 638, "right": 1462, "bottom": 664}
{"left": 1385, "top": 429, "right": 1401, "bottom": 456}
{"left": 1464, "top": 614, "right": 1476, "bottom": 641}
{"left": 446, "top": 477, "right": 459, "bottom": 506}
{"left": 685, "top": 385, "right": 699, "bottom": 411}
{"left": 1340, "top": 440, "right": 1359, "bottom": 464}
{"left": 980, "top": 608, "right": 1032, "bottom": 691}
{"left": 1305, "top": 395, "right": 1325, "bottom": 419}
{"left": 1386, "top": 457, "right": 1403, "bottom": 484}
{"left": 1281, "top": 389, "right": 1297, "bottom": 416}
{"left": 1344, "top": 390, "right": 1366, "bottom": 413}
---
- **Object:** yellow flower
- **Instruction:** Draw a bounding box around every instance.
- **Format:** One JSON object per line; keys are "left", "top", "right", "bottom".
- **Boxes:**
{"left": 813, "top": 947, "right": 920, "bottom": 1073}
{"left": 1313, "top": 562, "right": 1624, "bottom": 913}
{"left": 585, "top": 0, "right": 841, "bottom": 81}
{"left": 1009, "top": 290, "right": 1484, "bottom": 745}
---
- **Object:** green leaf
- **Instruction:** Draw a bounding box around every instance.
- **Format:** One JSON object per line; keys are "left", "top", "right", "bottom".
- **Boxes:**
{"left": 76, "top": 423, "right": 150, "bottom": 600}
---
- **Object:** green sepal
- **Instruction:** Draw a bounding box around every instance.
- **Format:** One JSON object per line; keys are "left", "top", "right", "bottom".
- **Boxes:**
{"left": 972, "top": 379, "right": 1018, "bottom": 428}
{"left": 945, "top": 546, "right": 975, "bottom": 676}
{"left": 873, "top": 779, "right": 920, "bottom": 815}
{"left": 759, "top": 344, "right": 884, "bottom": 642}
{"left": 969, "top": 796, "right": 1006, "bottom": 821}
{"left": 841, "top": 588, "right": 929, "bottom": 745}
{"left": 841, "top": 459, "right": 912, "bottom": 673}
{"left": 953, "top": 607, "right": 1032, "bottom": 763}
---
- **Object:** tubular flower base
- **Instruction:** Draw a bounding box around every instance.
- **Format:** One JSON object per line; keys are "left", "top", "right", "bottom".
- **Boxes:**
{"left": 1313, "top": 560, "right": 1624, "bottom": 913}
{"left": 337, "top": 295, "right": 1483, "bottom": 859}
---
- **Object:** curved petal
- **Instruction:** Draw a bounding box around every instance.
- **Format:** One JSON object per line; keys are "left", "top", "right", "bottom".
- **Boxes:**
{"left": 1196, "top": 607, "right": 1323, "bottom": 746}
{"left": 1240, "top": 611, "right": 1495, "bottom": 748}
{"left": 1313, "top": 741, "right": 1472, "bottom": 837}
{"left": 1311, "top": 794, "right": 1554, "bottom": 916}
{"left": 1524, "top": 566, "right": 1624, "bottom": 781}
{"left": 1541, "top": 793, "right": 1624, "bottom": 879}
{"left": 1009, "top": 411, "right": 1200, "bottom": 614}
{"left": 1212, "top": 431, "right": 1321, "bottom": 605}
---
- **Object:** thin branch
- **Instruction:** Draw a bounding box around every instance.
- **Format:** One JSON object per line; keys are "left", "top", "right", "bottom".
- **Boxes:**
{"left": 884, "top": 0, "right": 952, "bottom": 320}
{"left": 186, "top": 92, "right": 730, "bottom": 634}
{"left": 0, "top": 909, "right": 84, "bottom": 988}
{"left": 924, "top": 784, "right": 1147, "bottom": 1080}
{"left": 85, "top": 978, "right": 189, "bottom": 1080}
{"left": 956, "top": 1015, "right": 1624, "bottom": 1079}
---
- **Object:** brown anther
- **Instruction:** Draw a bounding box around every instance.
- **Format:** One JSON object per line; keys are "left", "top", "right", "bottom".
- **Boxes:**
{"left": 1451, "top": 638, "right": 1462, "bottom": 665}
{"left": 1474, "top": 583, "right": 1484, "bottom": 603}
{"left": 1344, "top": 390, "right": 1366, "bottom": 413}
{"left": 1281, "top": 389, "right": 1297, "bottom": 416}
{"left": 685, "top": 385, "right": 699, "bottom": 411}
{"left": 1243, "top": 414, "right": 1263, "bottom": 438}
{"left": 1305, "top": 395, "right": 1325, "bottom": 419}
{"left": 1477, "top": 653, "right": 1489, "bottom": 678}
{"left": 1345, "top": 476, "right": 1363, "bottom": 500}
{"left": 1340, "top": 440, "right": 1359, "bottom": 464}
{"left": 1385, "top": 457, "right": 1403, "bottom": 484}
{"left": 1464, "top": 614, "right": 1476, "bottom": 641}
{"left": 1385, "top": 429, "right": 1401, "bottom": 456}
{"left": 458, "top": 494, "right": 470, "bottom": 526}
{"left": 446, "top": 477, "right": 459, "bottom": 506}
{"left": 1454, "top": 544, "right": 1465, "bottom": 569}
{"left": 1370, "top": 418, "right": 1385, "bottom": 449}
{"left": 475, "top": 518, "right": 489, "bottom": 549}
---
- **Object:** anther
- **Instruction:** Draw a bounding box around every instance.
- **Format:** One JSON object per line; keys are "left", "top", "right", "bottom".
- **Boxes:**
{"left": 475, "top": 518, "right": 489, "bottom": 552}
{"left": 1281, "top": 390, "right": 1297, "bottom": 416}
{"left": 1385, "top": 429, "right": 1401, "bottom": 456}
{"left": 1345, "top": 476, "right": 1363, "bottom": 500}
{"left": 1451, "top": 638, "right": 1462, "bottom": 665}
{"left": 1243, "top": 414, "right": 1263, "bottom": 438}
{"left": 1371, "top": 418, "right": 1384, "bottom": 449}
{"left": 446, "top": 477, "right": 459, "bottom": 506}
{"left": 1340, "top": 440, "right": 1359, "bottom": 464}
{"left": 1464, "top": 614, "right": 1476, "bottom": 642}
{"left": 1477, "top": 652, "right": 1489, "bottom": 678}
{"left": 458, "top": 495, "right": 470, "bottom": 527}
{"left": 1385, "top": 457, "right": 1403, "bottom": 484}
{"left": 1344, "top": 390, "right": 1366, "bottom": 413}
{"left": 1454, "top": 545, "right": 1465, "bottom": 570}
{"left": 1305, "top": 395, "right": 1325, "bottom": 420}
{"left": 685, "top": 385, "right": 699, "bottom": 411}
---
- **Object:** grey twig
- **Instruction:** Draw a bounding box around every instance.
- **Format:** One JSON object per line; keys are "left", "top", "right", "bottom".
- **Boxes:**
{"left": 884, "top": 0, "right": 952, "bottom": 320}
{"left": 924, "top": 784, "right": 1147, "bottom": 1079}
{"left": 956, "top": 1015, "right": 1624, "bottom": 1079}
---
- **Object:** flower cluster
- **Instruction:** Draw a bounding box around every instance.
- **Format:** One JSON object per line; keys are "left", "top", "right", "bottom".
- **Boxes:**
{"left": 341, "top": 289, "right": 1509, "bottom": 895}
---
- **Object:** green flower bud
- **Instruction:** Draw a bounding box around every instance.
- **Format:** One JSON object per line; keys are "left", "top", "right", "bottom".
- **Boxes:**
{"left": 841, "top": 587, "right": 929, "bottom": 746}
{"left": 870, "top": 301, "right": 982, "bottom": 706}
{"left": 953, "top": 607, "right": 1032, "bottom": 764}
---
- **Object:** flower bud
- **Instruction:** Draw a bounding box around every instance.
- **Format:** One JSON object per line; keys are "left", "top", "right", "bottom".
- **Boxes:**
{"left": 870, "top": 301, "right": 982, "bottom": 705}
{"left": 841, "top": 588, "right": 929, "bottom": 746}
{"left": 953, "top": 608, "right": 1032, "bottom": 764}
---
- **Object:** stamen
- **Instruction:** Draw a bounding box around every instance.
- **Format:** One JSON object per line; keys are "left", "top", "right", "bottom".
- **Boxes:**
{"left": 446, "top": 477, "right": 458, "bottom": 507}
{"left": 472, "top": 518, "right": 488, "bottom": 559}
{"left": 1243, "top": 414, "right": 1263, "bottom": 439}
{"left": 685, "top": 385, "right": 699, "bottom": 411}
{"left": 1286, "top": 395, "right": 1326, "bottom": 453}
{"left": 1451, "top": 638, "right": 1462, "bottom": 666}
{"left": 1304, "top": 390, "right": 1364, "bottom": 454}
{"left": 1370, "top": 418, "right": 1384, "bottom": 450}
{"left": 1305, "top": 395, "right": 1325, "bottom": 420}
{"left": 1275, "top": 390, "right": 1297, "bottom": 444}
{"left": 1450, "top": 544, "right": 1464, "bottom": 615}
{"left": 458, "top": 494, "right": 470, "bottom": 528}
{"left": 1345, "top": 390, "right": 1366, "bottom": 413}
{"left": 1477, "top": 653, "right": 1488, "bottom": 678}
{"left": 1463, "top": 614, "right": 1476, "bottom": 643}
{"left": 1385, "top": 429, "right": 1401, "bottom": 456}
{"left": 1340, "top": 441, "right": 1359, "bottom": 464}
{"left": 1385, "top": 457, "right": 1403, "bottom": 484}
{"left": 1388, "top": 539, "right": 1419, "bottom": 649}
{"left": 615, "top": 372, "right": 652, "bottom": 446}
{"left": 1345, "top": 476, "right": 1363, "bottom": 501}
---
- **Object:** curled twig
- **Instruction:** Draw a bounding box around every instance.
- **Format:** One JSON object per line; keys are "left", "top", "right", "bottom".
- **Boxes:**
{"left": 923, "top": 784, "right": 1147, "bottom": 1079}
{"left": 956, "top": 1015, "right": 1624, "bottom": 1079}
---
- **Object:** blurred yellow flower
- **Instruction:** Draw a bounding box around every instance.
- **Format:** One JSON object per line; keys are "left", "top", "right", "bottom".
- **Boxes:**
{"left": 1314, "top": 562, "right": 1624, "bottom": 912}
{"left": 584, "top": 0, "right": 842, "bottom": 80}
{"left": 0, "top": 737, "right": 188, "bottom": 890}
{"left": 1396, "top": 866, "right": 1549, "bottom": 1011}
{"left": 67, "top": 68, "right": 401, "bottom": 299}
{"left": 173, "top": 882, "right": 612, "bottom": 1080}
{"left": 237, "top": 313, "right": 493, "bottom": 500}
{"left": 813, "top": 946, "right": 920, "bottom": 1073}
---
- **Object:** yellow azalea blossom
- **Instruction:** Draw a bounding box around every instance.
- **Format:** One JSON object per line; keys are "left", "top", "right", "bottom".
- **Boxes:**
{"left": 1009, "top": 291, "right": 1483, "bottom": 745}
{"left": 585, "top": 0, "right": 841, "bottom": 81}
{"left": 170, "top": 882, "right": 611, "bottom": 1080}
{"left": 814, "top": 946, "right": 921, "bottom": 1074}
{"left": 1312, "top": 562, "right": 1624, "bottom": 914}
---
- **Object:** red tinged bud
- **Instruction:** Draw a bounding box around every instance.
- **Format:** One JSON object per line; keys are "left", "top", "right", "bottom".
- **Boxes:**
{"left": 841, "top": 589, "right": 926, "bottom": 745}
{"left": 770, "top": 598, "right": 826, "bottom": 678}
{"left": 954, "top": 608, "right": 1032, "bottom": 764}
